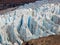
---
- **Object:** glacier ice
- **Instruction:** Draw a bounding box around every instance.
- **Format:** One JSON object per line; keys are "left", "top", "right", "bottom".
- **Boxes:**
{"left": 20, "top": 24, "right": 32, "bottom": 41}
{"left": 0, "top": 0, "right": 60, "bottom": 45}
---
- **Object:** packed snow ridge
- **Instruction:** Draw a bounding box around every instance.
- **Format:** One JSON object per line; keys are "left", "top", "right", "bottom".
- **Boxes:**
{"left": 0, "top": 0, "right": 60, "bottom": 45}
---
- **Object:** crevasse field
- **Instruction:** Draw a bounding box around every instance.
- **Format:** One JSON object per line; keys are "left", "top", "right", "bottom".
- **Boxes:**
{"left": 0, "top": 0, "right": 60, "bottom": 45}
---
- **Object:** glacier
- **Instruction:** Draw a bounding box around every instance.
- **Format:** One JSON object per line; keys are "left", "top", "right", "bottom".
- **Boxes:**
{"left": 0, "top": 0, "right": 60, "bottom": 45}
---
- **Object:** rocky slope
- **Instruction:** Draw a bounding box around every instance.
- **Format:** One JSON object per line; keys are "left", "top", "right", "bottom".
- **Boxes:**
{"left": 0, "top": 0, "right": 37, "bottom": 10}
{"left": 22, "top": 35, "right": 60, "bottom": 45}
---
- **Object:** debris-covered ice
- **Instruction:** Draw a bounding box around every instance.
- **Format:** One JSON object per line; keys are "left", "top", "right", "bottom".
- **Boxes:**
{"left": 0, "top": 0, "right": 60, "bottom": 45}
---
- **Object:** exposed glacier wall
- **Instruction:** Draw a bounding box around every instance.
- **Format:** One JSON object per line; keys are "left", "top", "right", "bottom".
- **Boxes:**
{"left": 0, "top": 0, "right": 60, "bottom": 45}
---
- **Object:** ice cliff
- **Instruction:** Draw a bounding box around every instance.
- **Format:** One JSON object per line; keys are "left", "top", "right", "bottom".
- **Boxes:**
{"left": 0, "top": 0, "right": 60, "bottom": 45}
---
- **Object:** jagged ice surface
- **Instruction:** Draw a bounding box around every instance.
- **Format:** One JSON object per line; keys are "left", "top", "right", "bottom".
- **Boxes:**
{"left": 0, "top": 0, "right": 60, "bottom": 45}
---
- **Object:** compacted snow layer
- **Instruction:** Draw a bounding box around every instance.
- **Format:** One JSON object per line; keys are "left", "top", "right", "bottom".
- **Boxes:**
{"left": 0, "top": 0, "right": 60, "bottom": 45}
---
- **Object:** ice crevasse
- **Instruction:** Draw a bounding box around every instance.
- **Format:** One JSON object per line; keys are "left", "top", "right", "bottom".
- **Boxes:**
{"left": 0, "top": 0, "right": 60, "bottom": 45}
